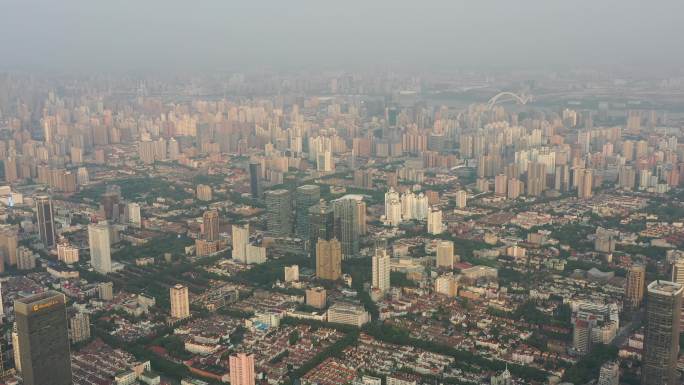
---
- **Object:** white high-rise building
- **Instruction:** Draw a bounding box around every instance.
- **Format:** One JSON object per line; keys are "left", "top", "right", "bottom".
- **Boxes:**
{"left": 455, "top": 190, "right": 467, "bottom": 209}
{"left": 372, "top": 249, "right": 391, "bottom": 294}
{"left": 384, "top": 188, "right": 402, "bottom": 226}
{"left": 427, "top": 207, "right": 443, "bottom": 234}
{"left": 401, "top": 191, "right": 415, "bottom": 220}
{"left": 170, "top": 284, "right": 190, "bottom": 319}
{"left": 385, "top": 199, "right": 402, "bottom": 227}
{"left": 414, "top": 193, "right": 428, "bottom": 220}
{"left": 127, "top": 202, "right": 141, "bottom": 228}
{"left": 88, "top": 222, "right": 112, "bottom": 274}
{"left": 232, "top": 224, "right": 249, "bottom": 263}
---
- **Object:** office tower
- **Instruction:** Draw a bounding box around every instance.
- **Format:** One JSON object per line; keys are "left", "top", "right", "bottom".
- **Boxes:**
{"left": 642, "top": 281, "right": 683, "bottom": 385}
{"left": 315, "top": 238, "right": 342, "bottom": 281}
{"left": 170, "top": 284, "right": 190, "bottom": 319}
{"left": 249, "top": 161, "right": 262, "bottom": 199}
{"left": 229, "top": 353, "right": 255, "bottom": 385}
{"left": 427, "top": 207, "right": 443, "bottom": 234}
{"left": 265, "top": 189, "right": 293, "bottom": 236}
{"left": 625, "top": 264, "right": 646, "bottom": 310}
{"left": 572, "top": 319, "right": 592, "bottom": 356}
{"left": 284, "top": 265, "right": 299, "bottom": 282}
{"left": 455, "top": 190, "right": 467, "bottom": 209}
{"left": 35, "top": 195, "right": 56, "bottom": 248}
{"left": 372, "top": 249, "right": 391, "bottom": 294}
{"left": 88, "top": 222, "right": 112, "bottom": 274}
{"left": 308, "top": 200, "right": 335, "bottom": 256}
{"left": 196, "top": 184, "right": 213, "bottom": 201}
{"left": 231, "top": 224, "right": 249, "bottom": 263}
{"left": 0, "top": 282, "right": 3, "bottom": 317}
{"left": 203, "top": 210, "right": 220, "bottom": 241}
{"left": 578, "top": 169, "right": 593, "bottom": 199}
{"left": 70, "top": 312, "right": 91, "bottom": 343}
{"left": 295, "top": 185, "right": 321, "bottom": 240}
{"left": 333, "top": 195, "right": 365, "bottom": 259}
{"left": 14, "top": 291, "right": 73, "bottom": 385}
{"left": 127, "top": 202, "right": 142, "bottom": 228}
{"left": 598, "top": 361, "right": 619, "bottom": 385}
{"left": 436, "top": 240, "right": 456, "bottom": 269}
{"left": 0, "top": 226, "right": 17, "bottom": 266}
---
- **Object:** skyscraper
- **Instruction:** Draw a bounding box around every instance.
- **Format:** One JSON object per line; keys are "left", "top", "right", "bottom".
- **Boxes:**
{"left": 170, "top": 284, "right": 190, "bottom": 319}
{"left": 308, "top": 200, "right": 335, "bottom": 257}
{"left": 436, "top": 240, "right": 456, "bottom": 269}
{"left": 427, "top": 207, "right": 443, "bottom": 234}
{"left": 0, "top": 226, "right": 18, "bottom": 267}
{"left": 372, "top": 248, "right": 391, "bottom": 294}
{"left": 642, "top": 280, "right": 683, "bottom": 385}
{"left": 35, "top": 195, "right": 56, "bottom": 249}
{"left": 265, "top": 189, "right": 293, "bottom": 236}
{"left": 127, "top": 202, "right": 142, "bottom": 228}
{"left": 625, "top": 264, "right": 646, "bottom": 310}
{"left": 578, "top": 168, "right": 593, "bottom": 199}
{"left": 295, "top": 185, "right": 321, "bottom": 241}
{"left": 231, "top": 224, "right": 249, "bottom": 263}
{"left": 229, "top": 353, "right": 255, "bottom": 385}
{"left": 203, "top": 209, "right": 220, "bottom": 241}
{"left": 89, "top": 222, "right": 112, "bottom": 274}
{"left": 101, "top": 190, "right": 120, "bottom": 221}
{"left": 333, "top": 195, "right": 365, "bottom": 259}
{"left": 316, "top": 238, "right": 342, "bottom": 281}
{"left": 15, "top": 291, "right": 73, "bottom": 385}
{"left": 248, "top": 161, "right": 262, "bottom": 199}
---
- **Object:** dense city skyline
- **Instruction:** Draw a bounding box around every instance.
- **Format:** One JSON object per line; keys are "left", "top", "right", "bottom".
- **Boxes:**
{"left": 1, "top": 2, "right": 684, "bottom": 385}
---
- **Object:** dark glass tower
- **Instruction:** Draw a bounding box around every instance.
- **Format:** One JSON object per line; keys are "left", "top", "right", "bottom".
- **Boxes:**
{"left": 295, "top": 185, "right": 320, "bottom": 241}
{"left": 249, "top": 162, "right": 262, "bottom": 199}
{"left": 308, "top": 200, "right": 334, "bottom": 257}
{"left": 642, "top": 280, "right": 683, "bottom": 385}
{"left": 15, "top": 291, "right": 73, "bottom": 385}
{"left": 35, "top": 195, "right": 56, "bottom": 249}
{"left": 265, "top": 189, "right": 293, "bottom": 236}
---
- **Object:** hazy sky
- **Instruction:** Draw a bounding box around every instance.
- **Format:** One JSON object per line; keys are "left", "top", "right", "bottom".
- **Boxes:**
{"left": 1, "top": 0, "right": 683, "bottom": 73}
